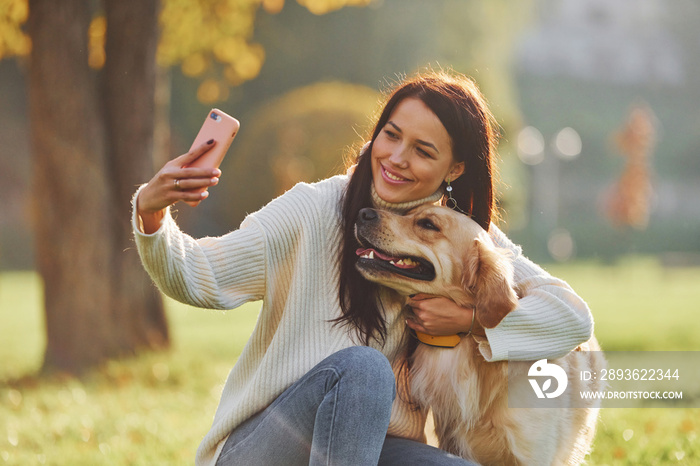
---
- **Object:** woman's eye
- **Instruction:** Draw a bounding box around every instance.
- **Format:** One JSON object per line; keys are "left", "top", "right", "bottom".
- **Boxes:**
{"left": 417, "top": 218, "right": 440, "bottom": 232}
{"left": 416, "top": 147, "right": 433, "bottom": 159}
{"left": 384, "top": 129, "right": 398, "bottom": 139}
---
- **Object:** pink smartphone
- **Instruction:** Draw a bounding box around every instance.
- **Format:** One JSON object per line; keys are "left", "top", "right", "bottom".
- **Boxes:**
{"left": 186, "top": 108, "right": 240, "bottom": 169}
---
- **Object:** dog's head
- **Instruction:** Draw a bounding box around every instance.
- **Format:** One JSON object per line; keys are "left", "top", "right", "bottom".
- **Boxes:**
{"left": 354, "top": 205, "right": 518, "bottom": 329}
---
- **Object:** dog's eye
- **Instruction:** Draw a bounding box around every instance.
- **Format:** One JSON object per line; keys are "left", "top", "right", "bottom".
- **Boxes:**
{"left": 417, "top": 218, "right": 440, "bottom": 232}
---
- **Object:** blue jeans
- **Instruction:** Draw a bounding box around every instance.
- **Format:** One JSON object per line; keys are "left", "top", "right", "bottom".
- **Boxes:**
{"left": 215, "top": 346, "right": 476, "bottom": 466}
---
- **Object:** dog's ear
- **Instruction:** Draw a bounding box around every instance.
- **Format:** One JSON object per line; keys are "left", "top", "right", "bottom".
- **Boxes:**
{"left": 463, "top": 237, "right": 519, "bottom": 329}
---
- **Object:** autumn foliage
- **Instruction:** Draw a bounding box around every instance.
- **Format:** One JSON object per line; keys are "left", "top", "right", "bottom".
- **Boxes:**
{"left": 1, "top": 0, "right": 372, "bottom": 103}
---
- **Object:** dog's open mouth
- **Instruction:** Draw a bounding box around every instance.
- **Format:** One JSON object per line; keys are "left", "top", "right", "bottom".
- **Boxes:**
{"left": 355, "top": 246, "right": 435, "bottom": 281}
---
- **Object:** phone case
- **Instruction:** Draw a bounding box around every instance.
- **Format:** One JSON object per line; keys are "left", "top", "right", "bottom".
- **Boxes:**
{"left": 187, "top": 108, "right": 240, "bottom": 169}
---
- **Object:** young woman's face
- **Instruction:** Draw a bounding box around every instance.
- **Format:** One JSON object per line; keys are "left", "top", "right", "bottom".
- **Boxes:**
{"left": 371, "top": 97, "right": 464, "bottom": 204}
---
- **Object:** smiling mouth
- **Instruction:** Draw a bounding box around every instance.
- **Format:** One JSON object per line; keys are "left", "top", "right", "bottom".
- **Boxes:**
{"left": 382, "top": 165, "right": 411, "bottom": 182}
{"left": 355, "top": 245, "right": 435, "bottom": 281}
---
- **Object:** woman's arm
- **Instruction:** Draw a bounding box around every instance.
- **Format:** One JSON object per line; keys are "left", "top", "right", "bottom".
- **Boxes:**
{"left": 404, "top": 225, "right": 593, "bottom": 361}
{"left": 133, "top": 171, "right": 339, "bottom": 312}
{"left": 480, "top": 225, "right": 594, "bottom": 361}
{"left": 132, "top": 140, "right": 268, "bottom": 310}
{"left": 132, "top": 185, "right": 267, "bottom": 310}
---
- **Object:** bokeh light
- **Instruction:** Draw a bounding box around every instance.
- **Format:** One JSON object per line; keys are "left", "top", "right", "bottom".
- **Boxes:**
{"left": 553, "top": 126, "right": 582, "bottom": 159}
{"left": 517, "top": 126, "right": 545, "bottom": 165}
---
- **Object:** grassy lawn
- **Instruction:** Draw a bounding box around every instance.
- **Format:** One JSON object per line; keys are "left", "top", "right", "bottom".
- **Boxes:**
{"left": 544, "top": 258, "right": 699, "bottom": 465}
{"left": 1, "top": 258, "right": 698, "bottom": 465}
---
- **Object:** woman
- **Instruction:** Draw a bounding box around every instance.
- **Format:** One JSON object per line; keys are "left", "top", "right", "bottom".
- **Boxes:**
{"left": 134, "top": 70, "right": 593, "bottom": 466}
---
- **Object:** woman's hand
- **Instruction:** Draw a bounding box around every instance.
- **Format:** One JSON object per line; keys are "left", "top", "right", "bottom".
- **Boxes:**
{"left": 136, "top": 140, "right": 221, "bottom": 234}
{"left": 405, "top": 293, "right": 476, "bottom": 336}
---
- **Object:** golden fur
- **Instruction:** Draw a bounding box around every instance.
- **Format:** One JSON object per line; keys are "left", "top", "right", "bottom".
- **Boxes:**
{"left": 355, "top": 205, "right": 605, "bottom": 465}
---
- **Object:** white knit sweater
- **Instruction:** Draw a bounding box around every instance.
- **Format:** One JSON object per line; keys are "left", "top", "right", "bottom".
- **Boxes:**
{"left": 132, "top": 175, "right": 593, "bottom": 466}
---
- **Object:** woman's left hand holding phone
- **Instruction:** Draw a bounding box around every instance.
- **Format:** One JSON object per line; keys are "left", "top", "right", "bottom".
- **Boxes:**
{"left": 136, "top": 140, "right": 221, "bottom": 234}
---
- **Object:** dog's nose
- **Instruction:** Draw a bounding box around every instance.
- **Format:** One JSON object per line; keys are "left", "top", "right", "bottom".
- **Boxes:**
{"left": 358, "top": 208, "right": 378, "bottom": 224}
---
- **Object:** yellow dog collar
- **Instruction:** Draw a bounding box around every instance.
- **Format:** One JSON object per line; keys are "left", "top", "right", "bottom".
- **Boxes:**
{"left": 415, "top": 331, "right": 461, "bottom": 348}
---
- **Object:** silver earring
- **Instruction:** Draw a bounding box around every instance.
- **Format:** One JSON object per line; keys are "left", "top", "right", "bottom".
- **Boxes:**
{"left": 445, "top": 179, "right": 467, "bottom": 215}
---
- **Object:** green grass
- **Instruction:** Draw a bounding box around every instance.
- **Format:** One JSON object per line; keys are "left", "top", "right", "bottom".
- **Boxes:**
{"left": 546, "top": 256, "right": 700, "bottom": 352}
{"left": 1, "top": 272, "right": 261, "bottom": 465}
{"left": 1, "top": 258, "right": 699, "bottom": 465}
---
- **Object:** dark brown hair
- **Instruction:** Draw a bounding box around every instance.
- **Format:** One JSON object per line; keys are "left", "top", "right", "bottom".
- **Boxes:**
{"left": 337, "top": 69, "right": 500, "bottom": 345}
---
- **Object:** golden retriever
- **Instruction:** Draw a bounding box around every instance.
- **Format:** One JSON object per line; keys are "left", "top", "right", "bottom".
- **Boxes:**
{"left": 354, "top": 205, "right": 605, "bottom": 465}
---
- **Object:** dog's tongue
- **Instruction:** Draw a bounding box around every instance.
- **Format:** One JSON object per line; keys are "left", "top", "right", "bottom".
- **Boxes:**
{"left": 355, "top": 248, "right": 419, "bottom": 269}
{"left": 356, "top": 248, "right": 395, "bottom": 261}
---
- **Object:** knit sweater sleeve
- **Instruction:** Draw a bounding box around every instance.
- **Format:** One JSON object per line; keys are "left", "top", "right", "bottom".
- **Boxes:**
{"left": 479, "top": 225, "right": 594, "bottom": 362}
{"left": 131, "top": 185, "right": 266, "bottom": 310}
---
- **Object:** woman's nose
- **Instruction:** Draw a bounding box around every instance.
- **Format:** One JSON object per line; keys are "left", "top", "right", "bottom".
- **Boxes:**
{"left": 388, "top": 146, "right": 409, "bottom": 168}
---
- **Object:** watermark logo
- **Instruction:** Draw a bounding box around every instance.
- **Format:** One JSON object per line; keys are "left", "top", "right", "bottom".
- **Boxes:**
{"left": 528, "top": 359, "right": 568, "bottom": 399}
{"left": 510, "top": 352, "right": 697, "bottom": 409}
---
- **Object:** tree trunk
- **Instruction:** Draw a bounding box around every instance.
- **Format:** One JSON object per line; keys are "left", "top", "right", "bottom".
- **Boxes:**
{"left": 28, "top": 0, "right": 116, "bottom": 372}
{"left": 103, "top": 0, "right": 169, "bottom": 353}
{"left": 28, "top": 0, "right": 169, "bottom": 373}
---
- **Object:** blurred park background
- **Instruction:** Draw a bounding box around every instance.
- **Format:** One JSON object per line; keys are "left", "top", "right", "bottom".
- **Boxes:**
{"left": 1, "top": 0, "right": 699, "bottom": 464}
